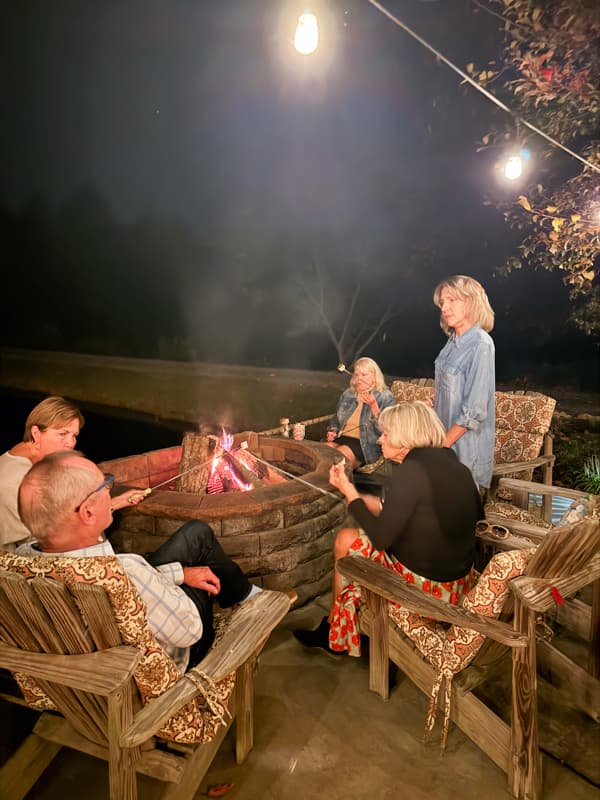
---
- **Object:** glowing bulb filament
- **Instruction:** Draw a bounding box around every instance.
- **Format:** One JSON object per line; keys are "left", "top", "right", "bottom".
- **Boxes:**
{"left": 294, "top": 13, "right": 319, "bottom": 55}
{"left": 504, "top": 156, "right": 523, "bottom": 181}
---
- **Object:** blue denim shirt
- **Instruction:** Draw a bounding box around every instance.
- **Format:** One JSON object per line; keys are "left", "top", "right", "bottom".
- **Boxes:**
{"left": 434, "top": 324, "right": 495, "bottom": 488}
{"left": 328, "top": 387, "right": 396, "bottom": 464}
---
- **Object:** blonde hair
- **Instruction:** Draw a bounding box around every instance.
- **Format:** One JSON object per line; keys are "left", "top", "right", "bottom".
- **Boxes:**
{"left": 23, "top": 396, "right": 85, "bottom": 442}
{"left": 378, "top": 402, "right": 446, "bottom": 450}
{"left": 18, "top": 450, "right": 94, "bottom": 543}
{"left": 433, "top": 275, "right": 495, "bottom": 335}
{"left": 350, "top": 357, "right": 388, "bottom": 393}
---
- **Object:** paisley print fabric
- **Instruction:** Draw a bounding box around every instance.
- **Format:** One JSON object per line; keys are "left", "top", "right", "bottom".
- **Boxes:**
{"left": 0, "top": 552, "right": 235, "bottom": 745}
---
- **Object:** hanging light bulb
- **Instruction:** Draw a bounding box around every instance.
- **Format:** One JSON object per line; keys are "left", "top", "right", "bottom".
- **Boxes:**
{"left": 294, "top": 12, "right": 319, "bottom": 55}
{"left": 504, "top": 155, "right": 523, "bottom": 181}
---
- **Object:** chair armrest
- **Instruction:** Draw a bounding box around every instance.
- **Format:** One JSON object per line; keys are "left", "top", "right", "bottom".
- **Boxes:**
{"left": 337, "top": 556, "right": 528, "bottom": 648}
{"left": 0, "top": 644, "right": 140, "bottom": 696}
{"left": 492, "top": 454, "right": 555, "bottom": 477}
{"left": 511, "top": 552, "right": 600, "bottom": 612}
{"left": 483, "top": 513, "right": 550, "bottom": 543}
{"left": 121, "top": 589, "right": 291, "bottom": 748}
{"left": 498, "top": 478, "right": 596, "bottom": 502}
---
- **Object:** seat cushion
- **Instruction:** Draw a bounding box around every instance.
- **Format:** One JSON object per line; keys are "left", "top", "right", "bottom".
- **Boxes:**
{"left": 388, "top": 548, "right": 533, "bottom": 673}
{"left": 0, "top": 552, "right": 234, "bottom": 745}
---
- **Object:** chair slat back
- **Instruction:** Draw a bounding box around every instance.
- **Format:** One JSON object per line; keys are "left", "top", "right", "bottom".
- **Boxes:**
{"left": 0, "top": 569, "right": 136, "bottom": 748}
{"left": 524, "top": 516, "right": 600, "bottom": 579}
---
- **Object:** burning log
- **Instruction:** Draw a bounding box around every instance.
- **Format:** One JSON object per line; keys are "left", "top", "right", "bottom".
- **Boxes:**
{"left": 176, "top": 433, "right": 212, "bottom": 493}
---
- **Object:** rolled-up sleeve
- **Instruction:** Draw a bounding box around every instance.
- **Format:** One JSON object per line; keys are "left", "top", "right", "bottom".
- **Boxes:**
{"left": 454, "top": 340, "right": 495, "bottom": 430}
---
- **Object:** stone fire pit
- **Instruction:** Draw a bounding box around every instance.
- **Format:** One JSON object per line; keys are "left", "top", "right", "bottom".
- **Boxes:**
{"left": 100, "top": 433, "right": 350, "bottom": 605}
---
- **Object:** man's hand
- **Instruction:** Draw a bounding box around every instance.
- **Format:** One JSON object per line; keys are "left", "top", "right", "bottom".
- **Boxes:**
{"left": 183, "top": 566, "right": 221, "bottom": 595}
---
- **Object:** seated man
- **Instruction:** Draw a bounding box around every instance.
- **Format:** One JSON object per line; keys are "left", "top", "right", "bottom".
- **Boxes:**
{"left": 17, "top": 449, "right": 261, "bottom": 673}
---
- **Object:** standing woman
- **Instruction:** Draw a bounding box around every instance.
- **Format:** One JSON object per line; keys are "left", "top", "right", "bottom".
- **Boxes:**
{"left": 433, "top": 275, "right": 495, "bottom": 492}
{"left": 326, "top": 357, "right": 395, "bottom": 470}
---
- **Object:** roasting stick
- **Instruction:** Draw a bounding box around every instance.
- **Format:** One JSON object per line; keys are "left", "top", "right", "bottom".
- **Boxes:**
{"left": 126, "top": 458, "right": 214, "bottom": 503}
{"left": 250, "top": 452, "right": 344, "bottom": 502}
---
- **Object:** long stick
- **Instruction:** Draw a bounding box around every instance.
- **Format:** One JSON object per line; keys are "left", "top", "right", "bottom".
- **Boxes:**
{"left": 250, "top": 453, "right": 342, "bottom": 502}
{"left": 127, "top": 458, "right": 214, "bottom": 502}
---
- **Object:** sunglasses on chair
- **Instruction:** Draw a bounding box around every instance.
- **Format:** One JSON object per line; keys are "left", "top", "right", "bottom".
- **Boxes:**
{"left": 476, "top": 520, "right": 510, "bottom": 540}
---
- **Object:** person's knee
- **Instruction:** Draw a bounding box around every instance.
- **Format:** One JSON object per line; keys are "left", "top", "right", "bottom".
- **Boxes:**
{"left": 175, "top": 520, "right": 214, "bottom": 543}
{"left": 334, "top": 527, "right": 359, "bottom": 559}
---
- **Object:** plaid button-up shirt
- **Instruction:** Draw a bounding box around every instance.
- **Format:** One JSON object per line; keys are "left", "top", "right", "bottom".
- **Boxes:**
{"left": 17, "top": 539, "right": 202, "bottom": 672}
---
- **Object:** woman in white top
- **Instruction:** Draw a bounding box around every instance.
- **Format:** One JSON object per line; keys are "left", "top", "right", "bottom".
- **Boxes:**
{"left": 0, "top": 396, "right": 85, "bottom": 548}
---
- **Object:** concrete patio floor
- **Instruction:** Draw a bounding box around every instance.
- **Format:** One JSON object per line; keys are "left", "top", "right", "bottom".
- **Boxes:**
{"left": 1, "top": 593, "right": 598, "bottom": 800}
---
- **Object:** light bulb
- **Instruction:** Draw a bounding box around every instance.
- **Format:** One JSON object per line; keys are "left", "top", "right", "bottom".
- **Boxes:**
{"left": 294, "top": 12, "right": 319, "bottom": 55}
{"left": 504, "top": 155, "right": 523, "bottom": 181}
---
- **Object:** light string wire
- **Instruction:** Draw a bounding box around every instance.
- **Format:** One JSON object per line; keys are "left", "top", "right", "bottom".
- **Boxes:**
{"left": 366, "top": 0, "right": 600, "bottom": 174}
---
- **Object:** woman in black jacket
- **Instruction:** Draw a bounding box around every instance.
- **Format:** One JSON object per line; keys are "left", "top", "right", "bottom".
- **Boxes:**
{"left": 294, "top": 401, "right": 482, "bottom": 658}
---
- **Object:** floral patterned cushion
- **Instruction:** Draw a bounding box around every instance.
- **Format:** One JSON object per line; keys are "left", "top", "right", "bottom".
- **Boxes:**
{"left": 391, "top": 383, "right": 556, "bottom": 483}
{"left": 391, "top": 380, "right": 435, "bottom": 404}
{"left": 0, "top": 552, "right": 234, "bottom": 745}
{"left": 494, "top": 392, "right": 555, "bottom": 480}
{"left": 387, "top": 548, "right": 533, "bottom": 748}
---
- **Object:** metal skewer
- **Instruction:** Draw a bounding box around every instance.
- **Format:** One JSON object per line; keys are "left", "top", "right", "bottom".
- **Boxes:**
{"left": 127, "top": 458, "right": 214, "bottom": 502}
{"left": 250, "top": 453, "right": 343, "bottom": 502}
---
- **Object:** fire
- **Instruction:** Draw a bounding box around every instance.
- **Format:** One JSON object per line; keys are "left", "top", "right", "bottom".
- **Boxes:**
{"left": 207, "top": 428, "right": 252, "bottom": 493}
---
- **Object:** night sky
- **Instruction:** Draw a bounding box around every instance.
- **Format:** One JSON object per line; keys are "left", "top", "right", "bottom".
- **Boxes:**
{"left": 1, "top": 1, "right": 597, "bottom": 387}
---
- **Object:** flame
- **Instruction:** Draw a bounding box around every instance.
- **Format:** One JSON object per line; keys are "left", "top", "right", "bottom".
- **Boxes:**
{"left": 207, "top": 428, "right": 251, "bottom": 492}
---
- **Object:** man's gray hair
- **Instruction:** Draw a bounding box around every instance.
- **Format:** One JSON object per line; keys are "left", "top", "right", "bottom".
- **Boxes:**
{"left": 18, "top": 450, "right": 96, "bottom": 543}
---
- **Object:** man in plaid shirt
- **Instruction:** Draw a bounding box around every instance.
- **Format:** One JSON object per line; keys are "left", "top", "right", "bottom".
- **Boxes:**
{"left": 17, "top": 450, "right": 259, "bottom": 673}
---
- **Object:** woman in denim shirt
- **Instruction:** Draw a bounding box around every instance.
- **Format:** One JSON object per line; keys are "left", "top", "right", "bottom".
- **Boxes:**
{"left": 433, "top": 275, "right": 495, "bottom": 490}
{"left": 326, "top": 357, "right": 395, "bottom": 469}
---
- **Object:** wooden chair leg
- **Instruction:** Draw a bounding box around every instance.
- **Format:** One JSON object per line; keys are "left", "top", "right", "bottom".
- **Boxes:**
{"left": 108, "top": 687, "right": 138, "bottom": 800}
{"left": 235, "top": 658, "right": 255, "bottom": 764}
{"left": 0, "top": 733, "right": 61, "bottom": 800}
{"left": 541, "top": 436, "right": 554, "bottom": 524}
{"left": 509, "top": 599, "right": 542, "bottom": 800}
{"left": 591, "top": 577, "right": 600, "bottom": 679}
{"left": 366, "top": 589, "right": 389, "bottom": 700}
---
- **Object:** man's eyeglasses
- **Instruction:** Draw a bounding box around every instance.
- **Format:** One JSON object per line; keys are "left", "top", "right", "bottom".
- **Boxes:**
{"left": 74, "top": 473, "right": 115, "bottom": 513}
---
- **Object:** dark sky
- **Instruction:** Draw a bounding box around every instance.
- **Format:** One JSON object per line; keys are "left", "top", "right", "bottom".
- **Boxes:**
{"left": 1, "top": 0, "right": 596, "bottom": 386}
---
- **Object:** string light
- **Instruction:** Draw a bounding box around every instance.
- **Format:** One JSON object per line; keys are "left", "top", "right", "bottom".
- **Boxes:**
{"left": 366, "top": 0, "right": 600, "bottom": 175}
{"left": 504, "top": 156, "right": 522, "bottom": 181}
{"left": 294, "top": 12, "right": 319, "bottom": 55}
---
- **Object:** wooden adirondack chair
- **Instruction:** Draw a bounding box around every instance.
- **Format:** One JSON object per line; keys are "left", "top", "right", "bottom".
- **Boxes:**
{"left": 337, "top": 516, "right": 600, "bottom": 800}
{"left": 390, "top": 380, "right": 557, "bottom": 519}
{"left": 0, "top": 551, "right": 291, "bottom": 800}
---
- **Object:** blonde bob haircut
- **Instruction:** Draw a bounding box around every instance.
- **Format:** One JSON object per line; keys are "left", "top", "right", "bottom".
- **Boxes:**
{"left": 23, "top": 396, "right": 85, "bottom": 442}
{"left": 378, "top": 401, "right": 446, "bottom": 450}
{"left": 433, "top": 274, "right": 495, "bottom": 335}
{"left": 350, "top": 357, "right": 388, "bottom": 393}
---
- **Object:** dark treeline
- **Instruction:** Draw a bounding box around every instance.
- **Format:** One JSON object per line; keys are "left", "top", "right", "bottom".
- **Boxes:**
{"left": 0, "top": 187, "right": 597, "bottom": 390}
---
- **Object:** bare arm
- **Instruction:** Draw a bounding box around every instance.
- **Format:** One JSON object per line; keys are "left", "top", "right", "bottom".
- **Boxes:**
{"left": 444, "top": 423, "right": 468, "bottom": 448}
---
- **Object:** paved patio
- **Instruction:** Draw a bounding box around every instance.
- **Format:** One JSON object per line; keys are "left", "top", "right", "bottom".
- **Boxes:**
{"left": 1, "top": 593, "right": 598, "bottom": 800}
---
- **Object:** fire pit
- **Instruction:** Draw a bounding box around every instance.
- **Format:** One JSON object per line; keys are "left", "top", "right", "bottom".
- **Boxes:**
{"left": 100, "top": 432, "right": 351, "bottom": 605}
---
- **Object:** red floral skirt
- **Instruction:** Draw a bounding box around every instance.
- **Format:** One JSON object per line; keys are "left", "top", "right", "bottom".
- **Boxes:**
{"left": 329, "top": 531, "right": 473, "bottom": 657}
